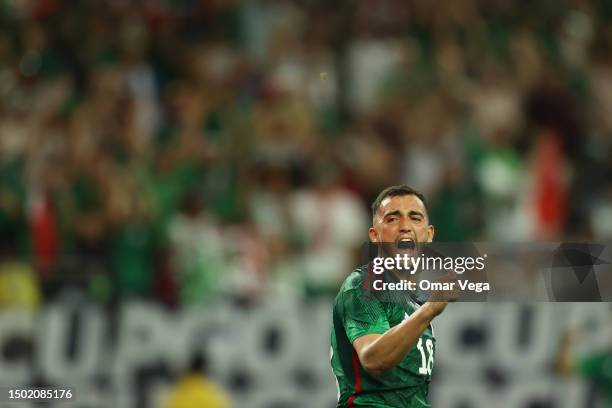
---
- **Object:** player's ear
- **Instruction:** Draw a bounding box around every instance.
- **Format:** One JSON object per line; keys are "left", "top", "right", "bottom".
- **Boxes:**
{"left": 427, "top": 224, "right": 435, "bottom": 242}
{"left": 368, "top": 226, "right": 378, "bottom": 242}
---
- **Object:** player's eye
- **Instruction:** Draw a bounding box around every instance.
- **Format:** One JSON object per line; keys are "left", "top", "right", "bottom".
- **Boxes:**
{"left": 386, "top": 216, "right": 398, "bottom": 223}
{"left": 411, "top": 216, "right": 422, "bottom": 222}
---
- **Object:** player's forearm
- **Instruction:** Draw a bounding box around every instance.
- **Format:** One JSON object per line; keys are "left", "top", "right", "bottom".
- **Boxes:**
{"left": 361, "top": 303, "right": 437, "bottom": 376}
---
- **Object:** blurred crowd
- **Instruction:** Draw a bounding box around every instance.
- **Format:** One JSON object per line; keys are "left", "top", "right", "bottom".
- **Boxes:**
{"left": 1, "top": 0, "right": 612, "bottom": 309}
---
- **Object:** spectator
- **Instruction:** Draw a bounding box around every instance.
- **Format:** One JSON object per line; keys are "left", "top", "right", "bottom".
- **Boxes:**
{"left": 164, "top": 354, "right": 231, "bottom": 408}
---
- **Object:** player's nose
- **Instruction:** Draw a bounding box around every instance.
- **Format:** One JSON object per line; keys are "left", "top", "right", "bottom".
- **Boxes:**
{"left": 398, "top": 217, "right": 412, "bottom": 233}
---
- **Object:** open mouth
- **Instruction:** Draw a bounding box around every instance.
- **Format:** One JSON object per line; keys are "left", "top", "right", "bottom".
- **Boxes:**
{"left": 398, "top": 241, "right": 415, "bottom": 250}
{"left": 397, "top": 238, "right": 416, "bottom": 250}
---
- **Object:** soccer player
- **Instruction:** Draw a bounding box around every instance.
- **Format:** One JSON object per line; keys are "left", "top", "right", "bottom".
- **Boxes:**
{"left": 330, "top": 185, "right": 452, "bottom": 407}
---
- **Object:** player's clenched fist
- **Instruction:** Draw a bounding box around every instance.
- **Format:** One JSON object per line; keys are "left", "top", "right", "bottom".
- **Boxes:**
{"left": 425, "top": 272, "right": 459, "bottom": 317}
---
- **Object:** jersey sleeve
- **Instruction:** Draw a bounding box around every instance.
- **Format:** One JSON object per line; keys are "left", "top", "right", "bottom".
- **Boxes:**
{"left": 338, "top": 289, "right": 390, "bottom": 343}
{"left": 576, "top": 352, "right": 611, "bottom": 378}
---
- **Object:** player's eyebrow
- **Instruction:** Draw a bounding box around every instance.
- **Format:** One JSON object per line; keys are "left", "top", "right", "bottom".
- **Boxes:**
{"left": 382, "top": 209, "right": 425, "bottom": 219}
{"left": 382, "top": 210, "right": 401, "bottom": 219}
{"left": 383, "top": 210, "right": 424, "bottom": 218}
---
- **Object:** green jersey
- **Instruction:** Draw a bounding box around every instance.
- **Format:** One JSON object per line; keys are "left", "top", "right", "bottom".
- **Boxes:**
{"left": 330, "top": 266, "right": 435, "bottom": 408}
{"left": 577, "top": 351, "right": 612, "bottom": 403}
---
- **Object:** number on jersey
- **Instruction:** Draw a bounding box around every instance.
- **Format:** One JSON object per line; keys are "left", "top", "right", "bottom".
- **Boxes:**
{"left": 417, "top": 337, "right": 434, "bottom": 375}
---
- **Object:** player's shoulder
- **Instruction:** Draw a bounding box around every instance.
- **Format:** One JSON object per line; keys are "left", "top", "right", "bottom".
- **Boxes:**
{"left": 333, "top": 265, "right": 388, "bottom": 324}
{"left": 337, "top": 265, "right": 368, "bottom": 293}
{"left": 333, "top": 265, "right": 373, "bottom": 310}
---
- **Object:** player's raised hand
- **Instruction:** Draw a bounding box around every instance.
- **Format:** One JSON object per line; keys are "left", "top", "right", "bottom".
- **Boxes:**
{"left": 425, "top": 272, "right": 459, "bottom": 317}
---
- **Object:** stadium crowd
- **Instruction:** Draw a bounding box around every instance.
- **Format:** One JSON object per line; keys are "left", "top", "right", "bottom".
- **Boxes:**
{"left": 0, "top": 0, "right": 611, "bottom": 309}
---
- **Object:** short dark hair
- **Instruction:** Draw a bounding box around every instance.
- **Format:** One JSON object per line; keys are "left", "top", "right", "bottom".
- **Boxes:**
{"left": 371, "top": 185, "right": 428, "bottom": 220}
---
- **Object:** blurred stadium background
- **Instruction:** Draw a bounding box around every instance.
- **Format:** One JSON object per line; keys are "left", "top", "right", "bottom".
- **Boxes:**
{"left": 0, "top": 0, "right": 611, "bottom": 407}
